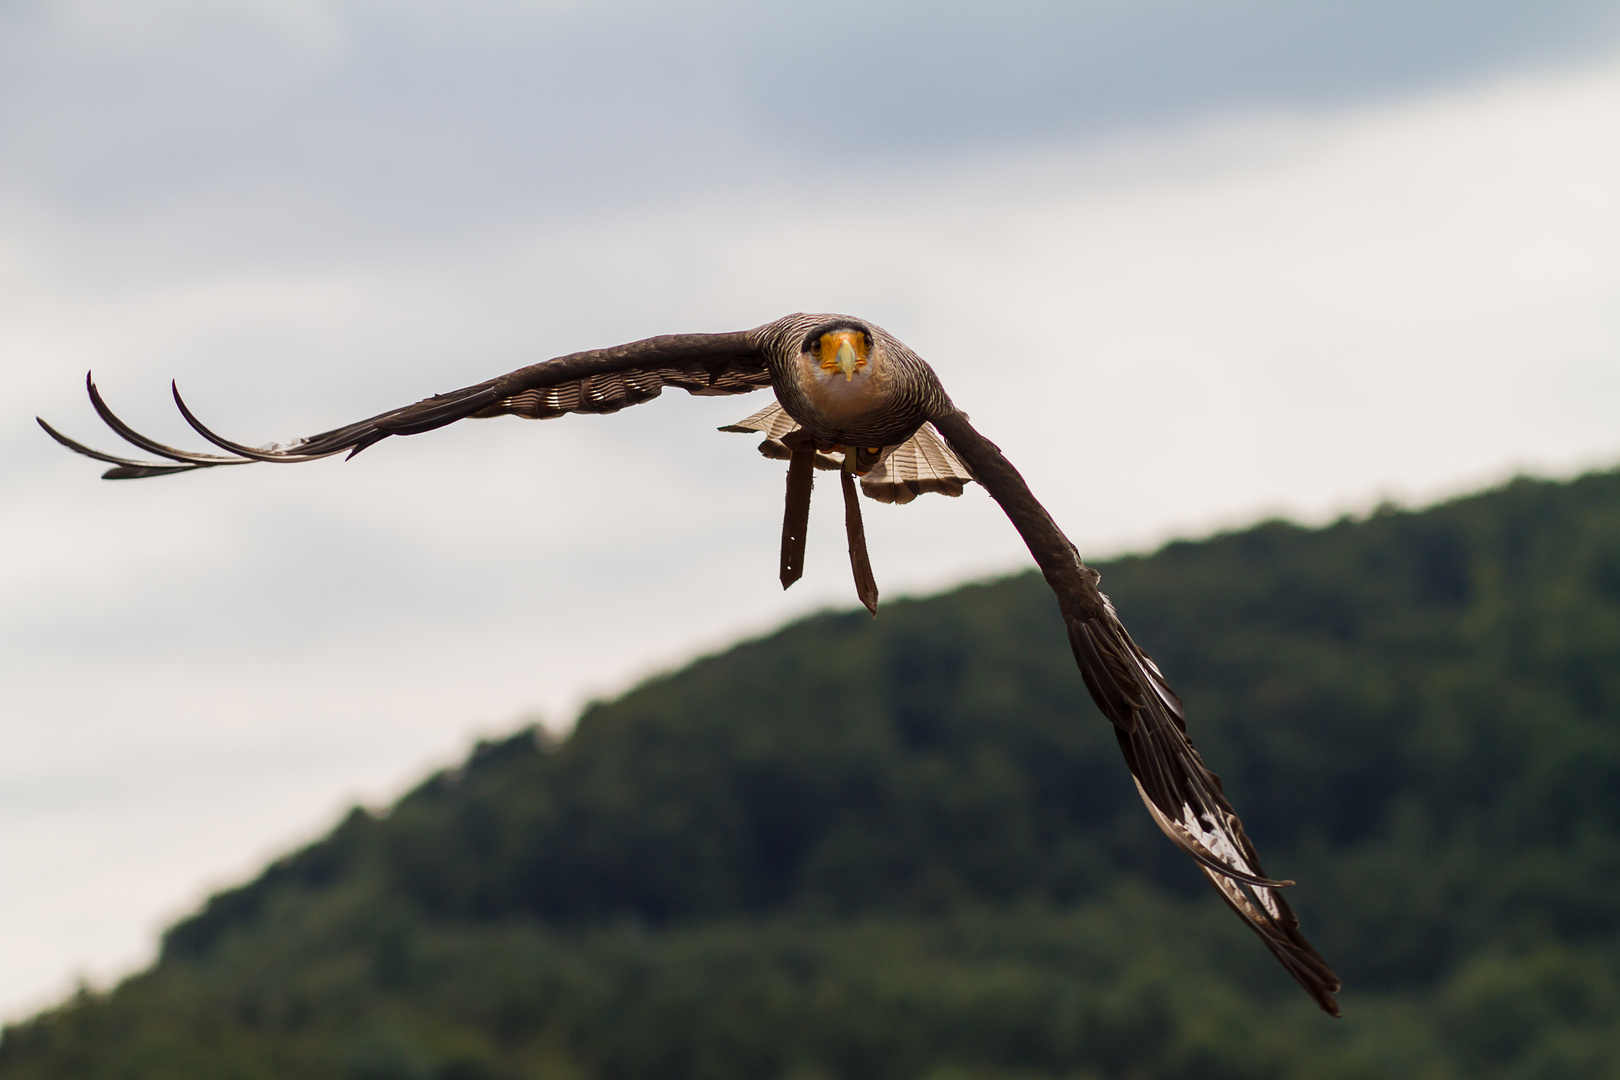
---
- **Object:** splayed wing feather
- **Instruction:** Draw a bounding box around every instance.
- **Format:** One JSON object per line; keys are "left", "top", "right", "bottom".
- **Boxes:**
{"left": 34, "top": 375, "right": 261, "bottom": 480}
{"left": 171, "top": 384, "right": 352, "bottom": 462}
{"left": 84, "top": 378, "right": 247, "bottom": 466}
{"left": 34, "top": 415, "right": 215, "bottom": 480}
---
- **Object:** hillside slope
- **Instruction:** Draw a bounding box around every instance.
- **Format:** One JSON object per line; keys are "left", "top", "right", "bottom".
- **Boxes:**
{"left": 5, "top": 469, "right": 1620, "bottom": 1079}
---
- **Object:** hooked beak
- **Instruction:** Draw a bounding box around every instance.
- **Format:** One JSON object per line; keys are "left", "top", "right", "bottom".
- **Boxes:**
{"left": 816, "top": 329, "right": 869, "bottom": 381}
{"left": 836, "top": 340, "right": 859, "bottom": 382}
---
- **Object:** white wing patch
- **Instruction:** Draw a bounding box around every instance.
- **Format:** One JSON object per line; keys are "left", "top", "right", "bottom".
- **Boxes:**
{"left": 1178, "top": 802, "right": 1283, "bottom": 919}
{"left": 1132, "top": 777, "right": 1285, "bottom": 921}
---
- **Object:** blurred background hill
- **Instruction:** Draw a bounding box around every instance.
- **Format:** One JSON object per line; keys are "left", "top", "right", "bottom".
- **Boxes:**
{"left": 6, "top": 464, "right": 1620, "bottom": 1078}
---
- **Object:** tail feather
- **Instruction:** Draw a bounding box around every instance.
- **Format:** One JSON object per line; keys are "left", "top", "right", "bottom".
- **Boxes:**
{"left": 721, "top": 405, "right": 972, "bottom": 504}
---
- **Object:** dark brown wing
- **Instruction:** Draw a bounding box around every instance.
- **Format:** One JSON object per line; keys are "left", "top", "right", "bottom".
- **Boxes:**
{"left": 929, "top": 407, "right": 1342, "bottom": 1017}
{"left": 39, "top": 331, "right": 769, "bottom": 480}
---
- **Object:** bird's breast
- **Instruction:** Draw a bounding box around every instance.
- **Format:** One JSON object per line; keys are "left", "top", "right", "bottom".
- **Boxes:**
{"left": 804, "top": 373, "right": 881, "bottom": 424}
{"left": 791, "top": 354, "right": 884, "bottom": 422}
{"left": 775, "top": 349, "right": 930, "bottom": 449}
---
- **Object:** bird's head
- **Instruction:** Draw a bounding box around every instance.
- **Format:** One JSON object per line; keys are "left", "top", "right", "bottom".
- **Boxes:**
{"left": 803, "top": 323, "right": 872, "bottom": 384}
{"left": 786, "top": 318, "right": 893, "bottom": 426}
{"left": 773, "top": 314, "right": 915, "bottom": 431}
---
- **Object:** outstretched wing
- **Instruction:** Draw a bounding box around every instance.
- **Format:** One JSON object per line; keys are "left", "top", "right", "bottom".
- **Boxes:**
{"left": 38, "top": 331, "right": 769, "bottom": 480}
{"left": 929, "top": 408, "right": 1342, "bottom": 1017}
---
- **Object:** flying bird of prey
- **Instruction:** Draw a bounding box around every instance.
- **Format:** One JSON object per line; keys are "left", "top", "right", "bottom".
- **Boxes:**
{"left": 39, "top": 312, "right": 1343, "bottom": 1015}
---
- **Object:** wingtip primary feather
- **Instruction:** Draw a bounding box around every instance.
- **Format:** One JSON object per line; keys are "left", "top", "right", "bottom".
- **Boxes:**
{"left": 101, "top": 464, "right": 200, "bottom": 480}
{"left": 37, "top": 414, "right": 212, "bottom": 479}
{"left": 169, "top": 382, "right": 334, "bottom": 463}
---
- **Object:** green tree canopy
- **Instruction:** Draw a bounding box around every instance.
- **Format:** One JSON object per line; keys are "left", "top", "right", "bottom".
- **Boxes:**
{"left": 7, "top": 469, "right": 1620, "bottom": 1079}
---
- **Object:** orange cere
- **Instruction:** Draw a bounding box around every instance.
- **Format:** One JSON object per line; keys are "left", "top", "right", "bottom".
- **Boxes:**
{"left": 816, "top": 330, "right": 869, "bottom": 374}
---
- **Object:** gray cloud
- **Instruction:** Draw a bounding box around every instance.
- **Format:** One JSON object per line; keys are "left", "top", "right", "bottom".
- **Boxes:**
{"left": 4, "top": 0, "right": 1616, "bottom": 245}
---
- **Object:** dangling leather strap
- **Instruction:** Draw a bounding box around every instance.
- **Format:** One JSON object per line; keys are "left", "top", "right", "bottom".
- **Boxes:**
{"left": 841, "top": 468, "right": 879, "bottom": 615}
{"left": 779, "top": 430, "right": 816, "bottom": 590}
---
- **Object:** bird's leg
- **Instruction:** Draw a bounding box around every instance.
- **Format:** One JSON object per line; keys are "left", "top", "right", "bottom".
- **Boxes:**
{"left": 779, "top": 429, "right": 816, "bottom": 590}
{"left": 840, "top": 466, "right": 879, "bottom": 616}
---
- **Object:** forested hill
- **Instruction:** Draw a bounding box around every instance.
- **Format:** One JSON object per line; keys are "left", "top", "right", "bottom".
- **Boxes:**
{"left": 6, "top": 468, "right": 1620, "bottom": 1080}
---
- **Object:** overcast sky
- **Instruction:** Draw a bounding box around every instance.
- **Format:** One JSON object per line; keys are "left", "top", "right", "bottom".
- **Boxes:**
{"left": 3, "top": 0, "right": 1618, "bottom": 1021}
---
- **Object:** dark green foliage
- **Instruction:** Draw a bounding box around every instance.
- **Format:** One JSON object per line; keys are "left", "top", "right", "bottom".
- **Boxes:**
{"left": 7, "top": 468, "right": 1620, "bottom": 1079}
